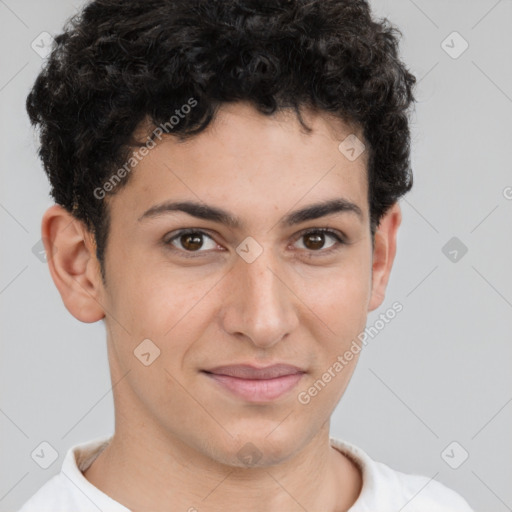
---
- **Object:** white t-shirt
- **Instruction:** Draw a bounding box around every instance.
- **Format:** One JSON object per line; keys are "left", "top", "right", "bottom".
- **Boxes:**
{"left": 18, "top": 434, "right": 474, "bottom": 511}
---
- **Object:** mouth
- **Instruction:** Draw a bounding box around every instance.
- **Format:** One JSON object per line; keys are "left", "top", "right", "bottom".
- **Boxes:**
{"left": 201, "top": 364, "right": 306, "bottom": 402}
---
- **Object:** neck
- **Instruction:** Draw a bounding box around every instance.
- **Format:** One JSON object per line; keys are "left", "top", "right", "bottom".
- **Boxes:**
{"left": 83, "top": 420, "right": 362, "bottom": 512}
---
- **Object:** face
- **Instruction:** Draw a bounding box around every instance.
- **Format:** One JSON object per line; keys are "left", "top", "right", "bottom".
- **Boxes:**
{"left": 46, "top": 101, "right": 400, "bottom": 467}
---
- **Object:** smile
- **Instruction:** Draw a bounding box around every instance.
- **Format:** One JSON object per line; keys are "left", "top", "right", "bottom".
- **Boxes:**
{"left": 202, "top": 364, "right": 305, "bottom": 402}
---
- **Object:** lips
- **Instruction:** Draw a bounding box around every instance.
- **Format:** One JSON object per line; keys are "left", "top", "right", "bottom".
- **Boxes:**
{"left": 202, "top": 364, "right": 306, "bottom": 402}
{"left": 204, "top": 364, "right": 305, "bottom": 379}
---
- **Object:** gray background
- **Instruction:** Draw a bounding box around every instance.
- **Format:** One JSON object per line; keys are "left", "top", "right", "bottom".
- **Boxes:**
{"left": 1, "top": 0, "right": 511, "bottom": 510}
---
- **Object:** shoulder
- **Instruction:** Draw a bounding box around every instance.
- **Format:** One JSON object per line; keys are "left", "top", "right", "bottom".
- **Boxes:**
{"left": 18, "top": 473, "right": 86, "bottom": 512}
{"left": 330, "top": 437, "right": 474, "bottom": 512}
{"left": 17, "top": 435, "right": 128, "bottom": 512}
{"left": 367, "top": 458, "right": 474, "bottom": 511}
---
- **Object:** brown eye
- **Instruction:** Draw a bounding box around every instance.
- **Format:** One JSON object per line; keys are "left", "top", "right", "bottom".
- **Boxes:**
{"left": 303, "top": 232, "right": 327, "bottom": 250}
{"left": 294, "top": 229, "right": 344, "bottom": 254}
{"left": 165, "top": 230, "right": 218, "bottom": 253}
{"left": 180, "top": 233, "right": 204, "bottom": 251}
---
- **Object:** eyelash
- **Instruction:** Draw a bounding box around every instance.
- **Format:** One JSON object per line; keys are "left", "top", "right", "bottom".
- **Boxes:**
{"left": 163, "top": 228, "right": 346, "bottom": 259}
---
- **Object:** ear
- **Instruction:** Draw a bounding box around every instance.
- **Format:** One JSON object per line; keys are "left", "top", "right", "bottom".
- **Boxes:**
{"left": 368, "top": 202, "right": 402, "bottom": 312}
{"left": 41, "top": 204, "right": 106, "bottom": 323}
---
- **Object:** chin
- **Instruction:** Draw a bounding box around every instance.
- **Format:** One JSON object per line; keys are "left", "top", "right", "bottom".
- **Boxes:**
{"left": 214, "top": 428, "right": 304, "bottom": 469}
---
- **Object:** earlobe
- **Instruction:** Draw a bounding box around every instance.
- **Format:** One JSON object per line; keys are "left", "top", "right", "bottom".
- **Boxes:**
{"left": 41, "top": 204, "right": 106, "bottom": 323}
{"left": 368, "top": 202, "right": 402, "bottom": 312}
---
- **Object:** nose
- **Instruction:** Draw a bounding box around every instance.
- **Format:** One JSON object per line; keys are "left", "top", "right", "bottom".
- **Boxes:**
{"left": 219, "top": 247, "right": 299, "bottom": 349}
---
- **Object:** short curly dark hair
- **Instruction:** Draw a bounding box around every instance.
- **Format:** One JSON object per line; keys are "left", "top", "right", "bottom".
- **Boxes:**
{"left": 27, "top": 0, "right": 416, "bottom": 282}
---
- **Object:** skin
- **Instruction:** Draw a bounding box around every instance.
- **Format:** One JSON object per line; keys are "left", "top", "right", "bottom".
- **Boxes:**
{"left": 42, "top": 101, "right": 401, "bottom": 512}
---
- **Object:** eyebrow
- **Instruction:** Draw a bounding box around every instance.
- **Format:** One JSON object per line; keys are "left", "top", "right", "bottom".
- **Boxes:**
{"left": 137, "top": 197, "right": 364, "bottom": 228}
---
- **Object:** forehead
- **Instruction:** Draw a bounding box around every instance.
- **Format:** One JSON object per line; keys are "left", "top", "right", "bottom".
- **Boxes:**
{"left": 111, "top": 102, "right": 369, "bottom": 226}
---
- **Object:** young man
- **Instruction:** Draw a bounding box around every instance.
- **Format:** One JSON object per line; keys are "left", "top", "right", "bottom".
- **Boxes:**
{"left": 20, "top": 0, "right": 474, "bottom": 510}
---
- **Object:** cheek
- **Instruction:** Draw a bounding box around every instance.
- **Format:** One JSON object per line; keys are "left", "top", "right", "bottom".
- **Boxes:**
{"left": 303, "top": 250, "right": 373, "bottom": 340}
{"left": 297, "top": 266, "right": 370, "bottom": 413}
{"left": 105, "top": 263, "right": 223, "bottom": 384}
{"left": 106, "top": 247, "right": 202, "bottom": 333}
